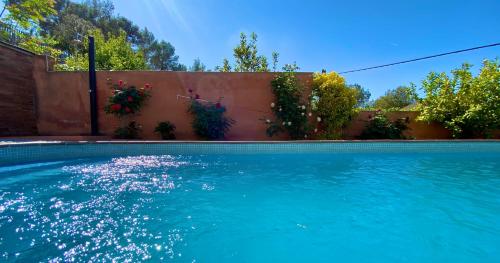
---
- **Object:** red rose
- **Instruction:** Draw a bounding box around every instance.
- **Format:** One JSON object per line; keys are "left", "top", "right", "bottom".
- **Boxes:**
{"left": 118, "top": 80, "right": 123, "bottom": 87}
{"left": 195, "top": 94, "right": 200, "bottom": 99}
{"left": 145, "top": 83, "right": 151, "bottom": 89}
{"left": 127, "top": 96, "right": 133, "bottom": 102}
{"left": 215, "top": 102, "right": 221, "bottom": 109}
{"left": 111, "top": 104, "right": 121, "bottom": 111}
{"left": 125, "top": 107, "right": 131, "bottom": 113}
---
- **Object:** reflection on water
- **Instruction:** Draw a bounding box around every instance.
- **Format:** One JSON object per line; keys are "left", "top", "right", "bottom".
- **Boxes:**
{"left": 0, "top": 153, "right": 499, "bottom": 262}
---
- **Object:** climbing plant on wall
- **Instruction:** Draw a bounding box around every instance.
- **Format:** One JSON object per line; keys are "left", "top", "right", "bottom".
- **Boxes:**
{"left": 266, "top": 64, "right": 312, "bottom": 139}
{"left": 104, "top": 80, "right": 152, "bottom": 138}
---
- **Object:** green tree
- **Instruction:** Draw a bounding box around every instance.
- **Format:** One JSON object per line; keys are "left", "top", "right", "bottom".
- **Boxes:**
{"left": 373, "top": 85, "right": 418, "bottom": 110}
{"left": 1, "top": 0, "right": 56, "bottom": 29}
{"left": 312, "top": 71, "right": 358, "bottom": 139}
{"left": 217, "top": 32, "right": 276, "bottom": 72}
{"left": 417, "top": 60, "right": 500, "bottom": 138}
{"left": 40, "top": 0, "right": 186, "bottom": 70}
{"left": 148, "top": 40, "right": 186, "bottom": 71}
{"left": 58, "top": 29, "right": 146, "bottom": 70}
{"left": 215, "top": 58, "right": 231, "bottom": 72}
{"left": 190, "top": 58, "right": 206, "bottom": 72}
{"left": 349, "top": 84, "right": 371, "bottom": 108}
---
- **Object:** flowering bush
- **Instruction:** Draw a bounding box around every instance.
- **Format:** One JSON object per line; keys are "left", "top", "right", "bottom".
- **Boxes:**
{"left": 266, "top": 64, "right": 312, "bottom": 139}
{"left": 312, "top": 72, "right": 358, "bottom": 139}
{"left": 188, "top": 98, "right": 234, "bottom": 140}
{"left": 104, "top": 80, "right": 152, "bottom": 117}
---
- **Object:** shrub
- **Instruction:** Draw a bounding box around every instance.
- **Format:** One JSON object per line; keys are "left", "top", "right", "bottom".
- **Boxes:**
{"left": 312, "top": 72, "right": 358, "bottom": 139}
{"left": 266, "top": 64, "right": 311, "bottom": 139}
{"left": 155, "top": 121, "right": 176, "bottom": 140}
{"left": 113, "top": 121, "right": 141, "bottom": 139}
{"left": 417, "top": 60, "right": 500, "bottom": 138}
{"left": 188, "top": 100, "right": 234, "bottom": 140}
{"left": 360, "top": 112, "right": 409, "bottom": 139}
{"left": 104, "top": 81, "right": 152, "bottom": 117}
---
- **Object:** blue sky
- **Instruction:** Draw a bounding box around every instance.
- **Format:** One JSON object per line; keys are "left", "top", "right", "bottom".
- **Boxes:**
{"left": 107, "top": 1, "right": 498, "bottom": 97}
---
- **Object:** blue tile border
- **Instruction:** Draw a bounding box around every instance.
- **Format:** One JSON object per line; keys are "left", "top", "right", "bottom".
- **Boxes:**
{"left": 0, "top": 141, "right": 499, "bottom": 166}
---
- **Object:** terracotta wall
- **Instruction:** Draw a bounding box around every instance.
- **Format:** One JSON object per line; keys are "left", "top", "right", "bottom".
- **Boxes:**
{"left": 37, "top": 71, "right": 313, "bottom": 140}
{"left": 0, "top": 41, "right": 476, "bottom": 141}
{"left": 0, "top": 42, "right": 40, "bottom": 136}
{"left": 344, "top": 111, "right": 451, "bottom": 139}
{"left": 36, "top": 69, "right": 455, "bottom": 140}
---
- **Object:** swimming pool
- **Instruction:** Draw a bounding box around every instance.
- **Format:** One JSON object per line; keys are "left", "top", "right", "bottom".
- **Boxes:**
{"left": 1, "top": 142, "right": 499, "bottom": 262}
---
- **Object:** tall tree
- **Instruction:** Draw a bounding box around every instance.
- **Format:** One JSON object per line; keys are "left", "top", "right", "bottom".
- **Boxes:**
{"left": 373, "top": 85, "right": 418, "bottom": 110}
{"left": 148, "top": 40, "right": 185, "bottom": 71}
{"left": 58, "top": 29, "right": 146, "bottom": 71}
{"left": 349, "top": 84, "right": 371, "bottom": 108}
{"left": 190, "top": 58, "right": 206, "bottom": 72}
{"left": 217, "top": 32, "right": 276, "bottom": 72}
{"left": 1, "top": 0, "right": 56, "bottom": 29}
{"left": 39, "top": 0, "right": 186, "bottom": 70}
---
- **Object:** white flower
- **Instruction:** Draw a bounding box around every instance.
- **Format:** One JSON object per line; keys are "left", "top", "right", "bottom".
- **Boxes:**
{"left": 288, "top": 122, "right": 292, "bottom": 126}
{"left": 304, "top": 135, "right": 308, "bottom": 139}
{"left": 314, "top": 128, "right": 318, "bottom": 133}
{"left": 317, "top": 117, "right": 322, "bottom": 122}
{"left": 279, "top": 108, "right": 282, "bottom": 112}
{"left": 266, "top": 119, "right": 271, "bottom": 123}
{"left": 270, "top": 102, "right": 275, "bottom": 108}
{"left": 282, "top": 122, "right": 286, "bottom": 126}
{"left": 308, "top": 112, "right": 312, "bottom": 117}
{"left": 301, "top": 112, "right": 305, "bottom": 116}
{"left": 301, "top": 105, "right": 306, "bottom": 110}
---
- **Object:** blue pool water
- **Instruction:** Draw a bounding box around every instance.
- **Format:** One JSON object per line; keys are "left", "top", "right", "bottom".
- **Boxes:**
{"left": 0, "top": 144, "right": 499, "bottom": 262}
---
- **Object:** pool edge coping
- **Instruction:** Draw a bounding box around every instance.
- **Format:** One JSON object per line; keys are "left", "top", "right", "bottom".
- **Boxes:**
{"left": 1, "top": 139, "right": 500, "bottom": 148}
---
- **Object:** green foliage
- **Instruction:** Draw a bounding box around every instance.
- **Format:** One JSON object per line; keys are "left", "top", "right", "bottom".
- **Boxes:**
{"left": 40, "top": 0, "right": 186, "bottom": 70}
{"left": 350, "top": 84, "right": 371, "bottom": 108}
{"left": 0, "top": 0, "right": 61, "bottom": 57}
{"left": 18, "top": 34, "right": 62, "bottom": 58}
{"left": 312, "top": 71, "right": 358, "bottom": 139}
{"left": 1, "top": 0, "right": 56, "bottom": 29}
{"left": 216, "top": 58, "right": 232, "bottom": 72}
{"left": 217, "top": 32, "right": 276, "bottom": 72}
{"left": 104, "top": 81, "right": 151, "bottom": 117}
{"left": 267, "top": 64, "right": 311, "bottom": 139}
{"left": 154, "top": 121, "right": 176, "bottom": 140}
{"left": 113, "top": 121, "right": 141, "bottom": 139}
{"left": 360, "top": 112, "right": 409, "bottom": 139}
{"left": 373, "top": 85, "right": 419, "bottom": 110}
{"left": 190, "top": 58, "right": 207, "bottom": 72}
{"left": 417, "top": 60, "right": 500, "bottom": 138}
{"left": 188, "top": 100, "right": 234, "bottom": 140}
{"left": 147, "top": 40, "right": 186, "bottom": 71}
{"left": 58, "top": 29, "right": 147, "bottom": 70}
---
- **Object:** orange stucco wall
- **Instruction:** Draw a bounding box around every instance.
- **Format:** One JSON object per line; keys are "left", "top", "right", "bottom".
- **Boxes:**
{"left": 345, "top": 111, "right": 452, "bottom": 139}
{"left": 35, "top": 69, "right": 458, "bottom": 140}
{"left": 36, "top": 71, "right": 313, "bottom": 140}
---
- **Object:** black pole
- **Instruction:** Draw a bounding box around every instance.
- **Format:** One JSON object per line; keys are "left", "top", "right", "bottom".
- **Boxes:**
{"left": 88, "top": 36, "right": 98, "bottom": 135}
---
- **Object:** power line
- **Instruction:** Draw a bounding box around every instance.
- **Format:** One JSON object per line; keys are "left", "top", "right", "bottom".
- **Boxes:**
{"left": 338, "top": 42, "right": 500, "bottom": 74}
